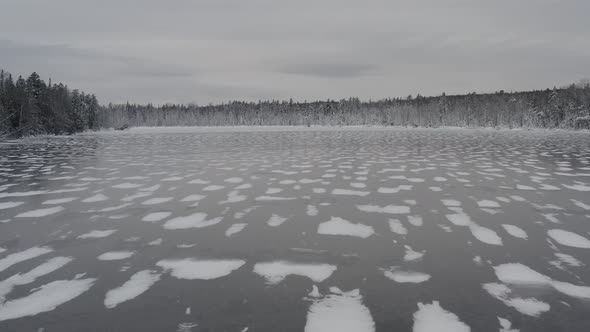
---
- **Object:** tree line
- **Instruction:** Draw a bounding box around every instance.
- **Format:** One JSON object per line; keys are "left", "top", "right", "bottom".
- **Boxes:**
{"left": 100, "top": 83, "right": 590, "bottom": 130}
{"left": 2, "top": 69, "right": 590, "bottom": 138}
{"left": 0, "top": 70, "right": 99, "bottom": 138}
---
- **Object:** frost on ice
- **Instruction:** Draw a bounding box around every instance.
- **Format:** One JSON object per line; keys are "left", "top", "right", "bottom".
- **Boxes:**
{"left": 0, "top": 246, "right": 53, "bottom": 272}
{"left": 0, "top": 278, "right": 95, "bottom": 321}
{"left": 156, "top": 258, "right": 245, "bottom": 280}
{"left": 317, "top": 217, "right": 374, "bottom": 238}
{"left": 163, "top": 212, "right": 222, "bottom": 229}
{"left": 98, "top": 251, "right": 135, "bottom": 261}
{"left": 412, "top": 301, "right": 470, "bottom": 332}
{"left": 104, "top": 270, "right": 161, "bottom": 308}
{"left": 304, "top": 288, "right": 375, "bottom": 332}
{"left": 547, "top": 229, "right": 590, "bottom": 248}
{"left": 253, "top": 261, "right": 337, "bottom": 284}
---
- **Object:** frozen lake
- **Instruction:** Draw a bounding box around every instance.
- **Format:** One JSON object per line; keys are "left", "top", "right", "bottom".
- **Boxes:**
{"left": 1, "top": 127, "right": 590, "bottom": 331}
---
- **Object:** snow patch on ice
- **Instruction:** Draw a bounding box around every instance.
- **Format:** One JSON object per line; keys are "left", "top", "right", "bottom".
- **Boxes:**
{"left": 412, "top": 301, "right": 470, "bottom": 332}
{"left": 156, "top": 258, "right": 245, "bottom": 280}
{"left": 317, "top": 217, "right": 374, "bottom": 238}
{"left": 254, "top": 261, "right": 336, "bottom": 284}
{"left": 104, "top": 270, "right": 160, "bottom": 309}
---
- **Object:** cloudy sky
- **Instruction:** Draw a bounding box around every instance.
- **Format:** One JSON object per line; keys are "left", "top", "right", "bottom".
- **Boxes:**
{"left": 2, "top": 0, "right": 589, "bottom": 105}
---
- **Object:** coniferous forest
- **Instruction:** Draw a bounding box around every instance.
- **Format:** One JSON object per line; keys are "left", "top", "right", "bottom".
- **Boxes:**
{"left": 2, "top": 69, "right": 590, "bottom": 138}
{"left": 0, "top": 70, "right": 99, "bottom": 138}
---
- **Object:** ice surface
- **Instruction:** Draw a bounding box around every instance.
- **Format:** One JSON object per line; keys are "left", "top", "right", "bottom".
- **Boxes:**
{"left": 304, "top": 288, "right": 375, "bottom": 332}
{"left": 357, "top": 205, "right": 410, "bottom": 214}
{"left": 163, "top": 212, "right": 223, "bottom": 229}
{"left": 0, "top": 278, "right": 95, "bottom": 321}
{"left": 225, "top": 223, "right": 247, "bottom": 237}
{"left": 15, "top": 206, "right": 64, "bottom": 218}
{"left": 498, "top": 317, "right": 518, "bottom": 332}
{"left": 104, "top": 270, "right": 161, "bottom": 308}
{"left": 317, "top": 217, "right": 374, "bottom": 238}
{"left": 412, "top": 301, "right": 470, "bottom": 332}
{"left": 502, "top": 225, "right": 528, "bottom": 239}
{"left": 0, "top": 247, "right": 53, "bottom": 272}
{"left": 547, "top": 229, "right": 590, "bottom": 248}
{"left": 156, "top": 258, "right": 245, "bottom": 280}
{"left": 77, "top": 229, "right": 117, "bottom": 239}
{"left": 253, "top": 261, "right": 337, "bottom": 284}
{"left": 142, "top": 212, "right": 172, "bottom": 222}
{"left": 98, "top": 251, "right": 135, "bottom": 261}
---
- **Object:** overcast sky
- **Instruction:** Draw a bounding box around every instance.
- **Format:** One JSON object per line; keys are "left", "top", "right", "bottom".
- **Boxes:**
{"left": 2, "top": 0, "right": 589, "bottom": 105}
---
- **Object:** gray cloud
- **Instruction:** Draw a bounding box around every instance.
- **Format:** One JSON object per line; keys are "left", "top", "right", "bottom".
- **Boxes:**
{"left": 1, "top": 0, "right": 589, "bottom": 104}
{"left": 277, "top": 62, "right": 379, "bottom": 78}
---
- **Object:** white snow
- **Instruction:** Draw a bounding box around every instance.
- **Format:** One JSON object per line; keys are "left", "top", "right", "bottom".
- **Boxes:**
{"left": 180, "top": 194, "right": 206, "bottom": 202}
{"left": 142, "top": 212, "right": 172, "bottom": 222}
{"left": 267, "top": 214, "right": 288, "bottom": 227}
{"left": 0, "top": 247, "right": 53, "bottom": 272}
{"left": 0, "top": 201, "right": 24, "bottom": 210}
{"left": 225, "top": 223, "right": 247, "bottom": 237}
{"left": 502, "top": 225, "right": 528, "bottom": 239}
{"left": 98, "top": 251, "right": 135, "bottom": 261}
{"left": 547, "top": 229, "right": 590, "bottom": 248}
{"left": 389, "top": 219, "right": 408, "bottom": 235}
{"left": 412, "top": 301, "right": 470, "bottom": 332}
{"left": 307, "top": 205, "right": 319, "bottom": 216}
{"left": 203, "top": 185, "right": 225, "bottom": 191}
{"left": 0, "top": 278, "right": 95, "bottom": 321}
{"left": 0, "top": 256, "right": 72, "bottom": 302}
{"left": 483, "top": 283, "right": 550, "bottom": 317}
{"left": 469, "top": 225, "right": 503, "bottom": 246}
{"left": 77, "top": 229, "right": 117, "bottom": 239}
{"left": 383, "top": 269, "right": 431, "bottom": 283}
{"left": 357, "top": 205, "right": 410, "bottom": 214}
{"left": 441, "top": 199, "right": 461, "bottom": 207}
{"left": 477, "top": 200, "right": 500, "bottom": 208}
{"left": 253, "top": 261, "right": 337, "bottom": 284}
{"left": 15, "top": 206, "right": 64, "bottom": 218}
{"left": 331, "top": 189, "right": 370, "bottom": 196}
{"left": 304, "top": 288, "right": 375, "bottom": 332}
{"left": 42, "top": 197, "right": 78, "bottom": 205}
{"left": 317, "top": 217, "right": 374, "bottom": 238}
{"left": 141, "top": 197, "right": 173, "bottom": 205}
{"left": 404, "top": 246, "right": 425, "bottom": 262}
{"left": 156, "top": 258, "right": 245, "bottom": 280}
{"left": 104, "top": 270, "right": 160, "bottom": 309}
{"left": 82, "top": 193, "right": 108, "bottom": 202}
{"left": 163, "top": 212, "right": 222, "bottom": 229}
{"left": 113, "top": 182, "right": 143, "bottom": 189}
{"left": 408, "top": 215, "right": 423, "bottom": 227}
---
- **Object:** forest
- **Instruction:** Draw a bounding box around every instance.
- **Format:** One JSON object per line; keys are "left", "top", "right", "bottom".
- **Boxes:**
{"left": 0, "top": 70, "right": 99, "bottom": 138}
{"left": 2, "top": 69, "right": 590, "bottom": 138}
{"left": 99, "top": 84, "right": 590, "bottom": 130}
